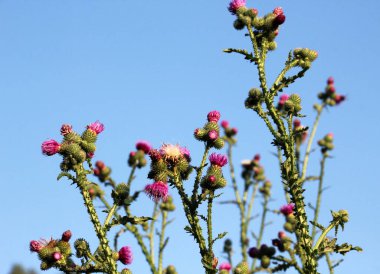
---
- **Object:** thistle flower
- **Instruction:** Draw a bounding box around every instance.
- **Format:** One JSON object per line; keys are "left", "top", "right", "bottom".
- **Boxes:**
{"left": 248, "top": 247, "right": 260, "bottom": 258}
{"left": 219, "top": 262, "right": 232, "bottom": 271}
{"left": 60, "top": 124, "right": 73, "bottom": 136}
{"left": 87, "top": 121, "right": 104, "bottom": 135}
{"left": 221, "top": 120, "right": 229, "bottom": 129}
{"left": 160, "top": 144, "right": 183, "bottom": 162}
{"left": 209, "top": 153, "right": 228, "bottom": 167}
{"left": 29, "top": 240, "right": 42, "bottom": 252}
{"left": 280, "top": 203, "right": 295, "bottom": 216}
{"left": 228, "top": 0, "right": 246, "bottom": 15}
{"left": 327, "top": 76, "right": 334, "bottom": 85}
{"left": 273, "top": 7, "right": 283, "bottom": 16}
{"left": 136, "top": 140, "right": 151, "bottom": 154}
{"left": 41, "top": 140, "right": 61, "bottom": 156}
{"left": 279, "top": 94, "right": 289, "bottom": 105}
{"left": 145, "top": 181, "right": 168, "bottom": 202}
{"left": 207, "top": 110, "right": 221, "bottom": 123}
{"left": 61, "top": 230, "right": 72, "bottom": 242}
{"left": 180, "top": 146, "right": 191, "bottom": 161}
{"left": 52, "top": 252, "right": 62, "bottom": 261}
{"left": 208, "top": 130, "right": 219, "bottom": 141}
{"left": 118, "top": 246, "right": 133, "bottom": 265}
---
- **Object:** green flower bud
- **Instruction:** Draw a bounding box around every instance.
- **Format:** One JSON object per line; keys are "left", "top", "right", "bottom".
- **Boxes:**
{"left": 164, "top": 265, "right": 178, "bottom": 274}
{"left": 56, "top": 241, "right": 71, "bottom": 256}
{"left": 194, "top": 128, "right": 207, "bottom": 141}
{"left": 121, "top": 269, "right": 133, "bottom": 274}
{"left": 252, "top": 17, "right": 265, "bottom": 29}
{"left": 63, "top": 132, "right": 81, "bottom": 143}
{"left": 268, "top": 41, "right": 277, "bottom": 51}
{"left": 261, "top": 255, "right": 271, "bottom": 268}
{"left": 233, "top": 19, "right": 245, "bottom": 30}
{"left": 40, "top": 261, "right": 51, "bottom": 271}
{"left": 213, "top": 137, "right": 225, "bottom": 149}
{"left": 82, "top": 129, "right": 97, "bottom": 143}
{"left": 80, "top": 141, "right": 96, "bottom": 154}
{"left": 234, "top": 261, "right": 249, "bottom": 274}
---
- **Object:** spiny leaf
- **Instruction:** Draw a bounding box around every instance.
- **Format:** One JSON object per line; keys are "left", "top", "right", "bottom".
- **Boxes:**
{"left": 119, "top": 216, "right": 152, "bottom": 225}
{"left": 212, "top": 232, "right": 228, "bottom": 245}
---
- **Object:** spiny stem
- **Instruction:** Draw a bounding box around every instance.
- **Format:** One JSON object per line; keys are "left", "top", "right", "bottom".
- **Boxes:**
{"left": 207, "top": 191, "right": 215, "bottom": 253}
{"left": 126, "top": 164, "right": 137, "bottom": 198}
{"left": 314, "top": 222, "right": 335, "bottom": 251}
{"left": 192, "top": 145, "right": 211, "bottom": 206}
{"left": 301, "top": 104, "right": 325, "bottom": 180}
{"left": 277, "top": 147, "right": 291, "bottom": 204}
{"left": 104, "top": 204, "right": 117, "bottom": 230}
{"left": 325, "top": 253, "right": 334, "bottom": 274}
{"left": 312, "top": 155, "right": 327, "bottom": 242}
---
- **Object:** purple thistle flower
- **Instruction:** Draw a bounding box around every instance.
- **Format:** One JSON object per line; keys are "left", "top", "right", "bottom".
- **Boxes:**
{"left": 280, "top": 203, "right": 295, "bottom": 216}
{"left": 228, "top": 0, "right": 246, "bottom": 15}
{"left": 118, "top": 246, "right": 133, "bottom": 265}
{"left": 209, "top": 153, "right": 228, "bottom": 167}
{"left": 219, "top": 262, "right": 232, "bottom": 271}
{"left": 52, "top": 252, "right": 62, "bottom": 262}
{"left": 180, "top": 146, "right": 191, "bottom": 161}
{"left": 136, "top": 140, "right": 151, "bottom": 154}
{"left": 29, "top": 240, "right": 42, "bottom": 252}
{"left": 87, "top": 121, "right": 104, "bottom": 135}
{"left": 60, "top": 124, "right": 73, "bottom": 136}
{"left": 207, "top": 110, "right": 221, "bottom": 123}
{"left": 208, "top": 130, "right": 219, "bottom": 141}
{"left": 145, "top": 181, "right": 168, "bottom": 202}
{"left": 41, "top": 140, "right": 61, "bottom": 156}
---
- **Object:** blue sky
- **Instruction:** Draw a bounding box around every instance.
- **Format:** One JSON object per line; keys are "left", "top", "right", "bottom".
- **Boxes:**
{"left": 1, "top": 0, "right": 379, "bottom": 273}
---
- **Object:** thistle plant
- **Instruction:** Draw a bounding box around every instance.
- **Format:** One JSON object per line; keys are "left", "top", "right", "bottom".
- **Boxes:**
{"left": 29, "top": 2, "right": 361, "bottom": 274}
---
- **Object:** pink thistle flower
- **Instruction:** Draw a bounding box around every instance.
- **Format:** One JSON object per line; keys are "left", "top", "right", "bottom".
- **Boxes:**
{"left": 149, "top": 149, "right": 162, "bottom": 161}
{"left": 231, "top": 127, "right": 238, "bottom": 134}
{"left": 207, "top": 110, "right": 221, "bottom": 123}
{"left": 221, "top": 120, "right": 229, "bottom": 129}
{"left": 208, "top": 175, "right": 216, "bottom": 184}
{"left": 87, "top": 152, "right": 94, "bottom": 158}
{"left": 52, "top": 252, "right": 62, "bottom": 261}
{"left": 327, "top": 76, "right": 334, "bottom": 85}
{"left": 129, "top": 151, "right": 136, "bottom": 157}
{"left": 228, "top": 0, "right": 246, "bottom": 15}
{"left": 335, "top": 94, "right": 346, "bottom": 104}
{"left": 60, "top": 124, "right": 73, "bottom": 136}
{"left": 279, "top": 94, "right": 289, "bottom": 104}
{"left": 219, "top": 262, "right": 232, "bottom": 271}
{"left": 145, "top": 181, "right": 168, "bottom": 202}
{"left": 180, "top": 147, "right": 191, "bottom": 161}
{"left": 61, "top": 230, "right": 72, "bottom": 242}
{"left": 273, "top": 7, "right": 284, "bottom": 16}
{"left": 87, "top": 121, "right": 104, "bottom": 135}
{"left": 41, "top": 139, "right": 61, "bottom": 156}
{"left": 293, "top": 119, "right": 301, "bottom": 128}
{"left": 29, "top": 240, "right": 42, "bottom": 252}
{"left": 136, "top": 140, "right": 151, "bottom": 154}
{"left": 253, "top": 154, "right": 261, "bottom": 162}
{"left": 280, "top": 203, "right": 295, "bottom": 216}
{"left": 208, "top": 130, "right": 219, "bottom": 141}
{"left": 209, "top": 153, "right": 228, "bottom": 167}
{"left": 278, "top": 231, "right": 286, "bottom": 239}
{"left": 118, "top": 246, "right": 133, "bottom": 265}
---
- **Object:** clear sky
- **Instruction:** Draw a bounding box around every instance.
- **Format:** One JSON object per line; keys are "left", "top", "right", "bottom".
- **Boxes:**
{"left": 1, "top": 0, "right": 379, "bottom": 273}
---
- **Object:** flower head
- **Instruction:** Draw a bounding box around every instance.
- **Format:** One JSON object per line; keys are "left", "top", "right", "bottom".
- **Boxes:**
{"left": 52, "top": 252, "right": 62, "bottom": 261}
{"left": 160, "top": 144, "right": 183, "bottom": 162}
{"left": 219, "top": 262, "right": 232, "bottom": 271}
{"left": 61, "top": 230, "right": 72, "bottom": 242}
{"left": 87, "top": 121, "right": 104, "bottom": 135}
{"left": 41, "top": 140, "right": 60, "bottom": 156}
{"left": 136, "top": 140, "right": 151, "bottom": 154}
{"left": 145, "top": 181, "right": 168, "bottom": 202}
{"left": 228, "top": 0, "right": 246, "bottom": 15}
{"left": 29, "top": 240, "right": 42, "bottom": 252}
{"left": 209, "top": 153, "right": 228, "bottom": 167}
{"left": 180, "top": 146, "right": 191, "bottom": 161}
{"left": 279, "top": 94, "right": 289, "bottom": 105}
{"left": 221, "top": 120, "right": 229, "bottom": 129}
{"left": 207, "top": 110, "right": 221, "bottom": 123}
{"left": 119, "top": 246, "right": 133, "bottom": 265}
{"left": 280, "top": 203, "right": 295, "bottom": 216}
{"left": 273, "top": 7, "right": 283, "bottom": 16}
{"left": 60, "top": 124, "right": 73, "bottom": 136}
{"left": 293, "top": 119, "right": 301, "bottom": 128}
{"left": 208, "top": 130, "right": 219, "bottom": 141}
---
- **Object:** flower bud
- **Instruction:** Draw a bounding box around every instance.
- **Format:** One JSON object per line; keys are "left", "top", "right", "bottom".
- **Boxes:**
{"left": 61, "top": 230, "right": 72, "bottom": 242}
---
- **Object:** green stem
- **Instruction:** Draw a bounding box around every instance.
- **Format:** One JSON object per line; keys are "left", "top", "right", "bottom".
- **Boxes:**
{"left": 126, "top": 164, "right": 137, "bottom": 198}
{"left": 99, "top": 195, "right": 157, "bottom": 273}
{"left": 301, "top": 104, "right": 325, "bottom": 180}
{"left": 74, "top": 167, "right": 117, "bottom": 274}
{"left": 325, "top": 253, "right": 334, "bottom": 274}
{"left": 251, "top": 195, "right": 269, "bottom": 271}
{"left": 311, "top": 155, "right": 327, "bottom": 242}
{"left": 207, "top": 191, "right": 214, "bottom": 253}
{"left": 192, "top": 145, "right": 211, "bottom": 206}
{"left": 104, "top": 204, "right": 117, "bottom": 229}
{"left": 158, "top": 210, "right": 168, "bottom": 274}
{"left": 227, "top": 143, "right": 247, "bottom": 261}
{"left": 149, "top": 203, "right": 159, "bottom": 265}
{"left": 313, "top": 222, "right": 335, "bottom": 252}
{"left": 277, "top": 147, "right": 291, "bottom": 204}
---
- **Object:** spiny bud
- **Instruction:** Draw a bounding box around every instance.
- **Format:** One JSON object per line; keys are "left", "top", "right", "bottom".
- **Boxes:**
{"left": 61, "top": 230, "right": 72, "bottom": 242}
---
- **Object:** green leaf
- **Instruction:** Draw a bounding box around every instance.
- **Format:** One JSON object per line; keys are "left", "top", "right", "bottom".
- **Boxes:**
{"left": 119, "top": 216, "right": 152, "bottom": 225}
{"left": 212, "top": 232, "right": 228, "bottom": 245}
